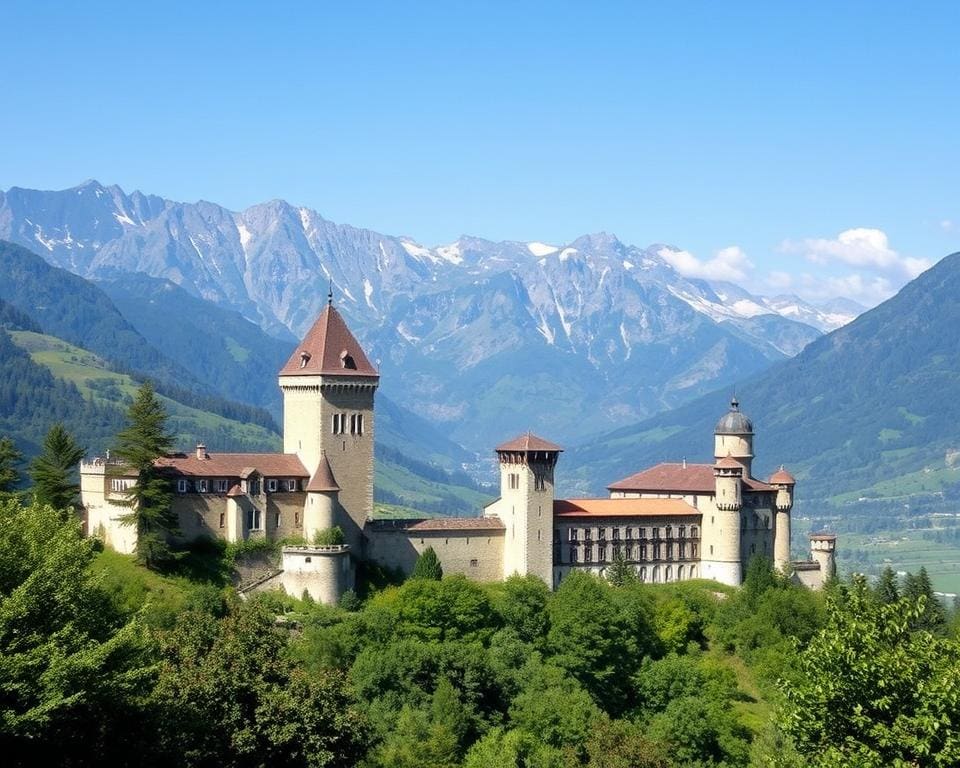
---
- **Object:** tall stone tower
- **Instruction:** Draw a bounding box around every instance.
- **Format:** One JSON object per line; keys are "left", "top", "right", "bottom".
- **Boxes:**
{"left": 809, "top": 533, "right": 837, "bottom": 583}
{"left": 701, "top": 454, "right": 744, "bottom": 586}
{"left": 278, "top": 298, "right": 378, "bottom": 549}
{"left": 770, "top": 466, "right": 796, "bottom": 572}
{"left": 489, "top": 433, "right": 561, "bottom": 587}
{"left": 714, "top": 397, "right": 754, "bottom": 476}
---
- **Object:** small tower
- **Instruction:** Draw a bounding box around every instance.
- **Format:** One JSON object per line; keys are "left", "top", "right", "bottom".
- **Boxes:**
{"left": 702, "top": 454, "right": 744, "bottom": 586}
{"left": 769, "top": 466, "right": 796, "bottom": 572}
{"left": 303, "top": 452, "right": 340, "bottom": 542}
{"left": 488, "top": 433, "right": 562, "bottom": 587}
{"left": 809, "top": 532, "right": 837, "bottom": 585}
{"left": 278, "top": 298, "right": 379, "bottom": 550}
{"left": 714, "top": 397, "right": 754, "bottom": 477}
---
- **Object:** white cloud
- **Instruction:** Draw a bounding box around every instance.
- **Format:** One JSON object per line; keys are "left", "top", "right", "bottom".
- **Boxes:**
{"left": 760, "top": 270, "right": 895, "bottom": 308}
{"left": 941, "top": 219, "right": 955, "bottom": 232}
{"left": 659, "top": 245, "right": 753, "bottom": 282}
{"left": 781, "top": 227, "right": 931, "bottom": 279}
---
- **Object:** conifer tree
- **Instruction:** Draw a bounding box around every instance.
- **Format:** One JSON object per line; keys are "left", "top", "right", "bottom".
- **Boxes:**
{"left": 606, "top": 550, "right": 637, "bottom": 587}
{"left": 411, "top": 546, "right": 443, "bottom": 580}
{"left": 113, "top": 382, "right": 177, "bottom": 568}
{"left": 875, "top": 566, "right": 899, "bottom": 604}
{"left": 0, "top": 436, "right": 23, "bottom": 498}
{"left": 29, "top": 423, "right": 85, "bottom": 514}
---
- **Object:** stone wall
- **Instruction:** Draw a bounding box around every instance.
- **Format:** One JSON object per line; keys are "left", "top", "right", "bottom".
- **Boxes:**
{"left": 365, "top": 527, "right": 505, "bottom": 582}
{"left": 280, "top": 545, "right": 354, "bottom": 603}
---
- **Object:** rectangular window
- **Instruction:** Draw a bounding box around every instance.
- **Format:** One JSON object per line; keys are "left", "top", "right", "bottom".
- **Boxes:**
{"left": 295, "top": 511, "right": 300, "bottom": 526}
{"left": 691, "top": 525, "right": 699, "bottom": 538}
{"left": 625, "top": 527, "right": 633, "bottom": 540}
{"left": 177, "top": 479, "right": 187, "bottom": 493}
{"left": 332, "top": 413, "right": 346, "bottom": 435}
{"left": 653, "top": 527, "right": 660, "bottom": 540}
{"left": 246, "top": 508, "right": 262, "bottom": 530}
{"left": 508, "top": 473, "right": 520, "bottom": 490}
{"left": 215, "top": 479, "right": 228, "bottom": 493}
{"left": 275, "top": 512, "right": 281, "bottom": 528}
{"left": 267, "top": 479, "right": 278, "bottom": 493}
{"left": 598, "top": 528, "right": 606, "bottom": 541}
{"left": 639, "top": 527, "right": 646, "bottom": 539}
{"left": 286, "top": 479, "right": 298, "bottom": 492}
{"left": 584, "top": 547, "right": 592, "bottom": 563}
{"left": 568, "top": 528, "right": 578, "bottom": 542}
{"left": 569, "top": 547, "right": 578, "bottom": 563}
{"left": 219, "top": 513, "right": 225, "bottom": 528}
{"left": 597, "top": 545, "right": 607, "bottom": 563}
{"left": 250, "top": 480, "right": 261, "bottom": 496}
{"left": 640, "top": 543, "right": 647, "bottom": 561}
{"left": 470, "top": 559, "right": 479, "bottom": 568}
{"left": 197, "top": 479, "right": 208, "bottom": 493}
{"left": 534, "top": 473, "right": 545, "bottom": 491}
{"left": 654, "top": 543, "right": 661, "bottom": 560}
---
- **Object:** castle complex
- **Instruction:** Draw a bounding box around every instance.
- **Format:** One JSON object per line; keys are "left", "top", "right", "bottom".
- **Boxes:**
{"left": 81, "top": 301, "right": 836, "bottom": 602}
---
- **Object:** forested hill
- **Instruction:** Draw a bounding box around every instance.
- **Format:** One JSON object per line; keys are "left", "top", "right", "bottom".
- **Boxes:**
{"left": 565, "top": 251, "right": 960, "bottom": 502}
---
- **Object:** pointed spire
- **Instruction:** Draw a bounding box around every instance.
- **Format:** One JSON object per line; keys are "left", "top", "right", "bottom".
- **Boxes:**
{"left": 279, "top": 303, "right": 378, "bottom": 378}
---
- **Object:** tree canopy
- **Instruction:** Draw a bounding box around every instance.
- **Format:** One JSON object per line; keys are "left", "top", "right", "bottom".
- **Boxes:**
{"left": 29, "top": 422, "right": 85, "bottom": 513}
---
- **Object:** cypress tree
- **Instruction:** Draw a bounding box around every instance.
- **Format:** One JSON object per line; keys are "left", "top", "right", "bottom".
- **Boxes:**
{"left": 606, "top": 550, "right": 637, "bottom": 587}
{"left": 112, "top": 382, "right": 177, "bottom": 568}
{"left": 411, "top": 546, "right": 443, "bottom": 580}
{"left": 30, "top": 423, "right": 86, "bottom": 514}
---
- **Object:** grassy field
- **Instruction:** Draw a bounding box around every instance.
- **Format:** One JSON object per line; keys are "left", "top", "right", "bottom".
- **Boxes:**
{"left": 375, "top": 457, "right": 493, "bottom": 516}
{"left": 835, "top": 529, "right": 960, "bottom": 596}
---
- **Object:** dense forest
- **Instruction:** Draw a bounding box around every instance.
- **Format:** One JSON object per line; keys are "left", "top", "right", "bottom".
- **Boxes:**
{"left": 1, "top": 489, "right": 957, "bottom": 766}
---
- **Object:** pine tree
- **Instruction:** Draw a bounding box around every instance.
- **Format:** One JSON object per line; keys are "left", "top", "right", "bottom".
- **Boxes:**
{"left": 30, "top": 423, "right": 86, "bottom": 514}
{"left": 0, "top": 436, "right": 23, "bottom": 498}
{"left": 112, "top": 382, "right": 177, "bottom": 568}
{"left": 606, "top": 550, "right": 637, "bottom": 587}
{"left": 915, "top": 566, "right": 946, "bottom": 632}
{"left": 411, "top": 546, "right": 443, "bottom": 580}
{"left": 876, "top": 566, "right": 899, "bottom": 604}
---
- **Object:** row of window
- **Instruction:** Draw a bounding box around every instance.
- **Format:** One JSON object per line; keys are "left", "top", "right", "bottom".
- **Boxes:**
{"left": 332, "top": 413, "right": 365, "bottom": 436}
{"left": 565, "top": 524, "right": 698, "bottom": 542}
{"left": 175, "top": 478, "right": 300, "bottom": 494}
{"left": 506, "top": 472, "right": 549, "bottom": 491}
{"left": 565, "top": 541, "right": 697, "bottom": 564}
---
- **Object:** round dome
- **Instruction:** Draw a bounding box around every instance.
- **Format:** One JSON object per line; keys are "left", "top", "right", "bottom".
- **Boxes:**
{"left": 715, "top": 397, "right": 753, "bottom": 434}
{"left": 769, "top": 465, "right": 796, "bottom": 485}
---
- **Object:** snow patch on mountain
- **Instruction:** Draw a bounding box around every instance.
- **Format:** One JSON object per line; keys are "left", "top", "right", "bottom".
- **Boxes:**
{"left": 528, "top": 242, "right": 559, "bottom": 257}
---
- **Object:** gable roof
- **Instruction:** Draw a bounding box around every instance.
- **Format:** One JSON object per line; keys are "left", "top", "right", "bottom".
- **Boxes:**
{"left": 155, "top": 452, "right": 309, "bottom": 478}
{"left": 495, "top": 433, "right": 563, "bottom": 452}
{"left": 279, "top": 303, "right": 379, "bottom": 378}
{"left": 554, "top": 498, "right": 699, "bottom": 518}
{"left": 607, "top": 462, "right": 774, "bottom": 493}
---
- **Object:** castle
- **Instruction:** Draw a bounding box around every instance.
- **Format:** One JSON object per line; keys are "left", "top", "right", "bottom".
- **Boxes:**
{"left": 81, "top": 300, "right": 836, "bottom": 602}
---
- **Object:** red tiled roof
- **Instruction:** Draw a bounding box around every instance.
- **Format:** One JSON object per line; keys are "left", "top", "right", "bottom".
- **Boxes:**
{"left": 495, "top": 432, "right": 563, "bottom": 452}
{"left": 715, "top": 455, "right": 744, "bottom": 471}
{"left": 279, "top": 304, "right": 378, "bottom": 378}
{"left": 769, "top": 466, "right": 796, "bottom": 485}
{"left": 607, "top": 462, "right": 774, "bottom": 493}
{"left": 155, "top": 453, "right": 309, "bottom": 478}
{"left": 404, "top": 517, "right": 506, "bottom": 531}
{"left": 306, "top": 454, "right": 340, "bottom": 492}
{"left": 554, "top": 498, "right": 699, "bottom": 518}
{"left": 809, "top": 532, "right": 837, "bottom": 541}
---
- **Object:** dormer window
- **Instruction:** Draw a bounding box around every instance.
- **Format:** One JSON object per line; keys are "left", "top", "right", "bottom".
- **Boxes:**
{"left": 340, "top": 350, "right": 357, "bottom": 370}
{"left": 267, "top": 479, "right": 278, "bottom": 493}
{"left": 299, "top": 351, "right": 311, "bottom": 369}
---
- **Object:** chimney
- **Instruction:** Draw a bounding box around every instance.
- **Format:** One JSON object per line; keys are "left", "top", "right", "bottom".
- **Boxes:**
{"left": 196, "top": 443, "right": 207, "bottom": 460}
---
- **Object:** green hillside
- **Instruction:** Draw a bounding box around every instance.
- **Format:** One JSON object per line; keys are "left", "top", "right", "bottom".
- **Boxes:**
{"left": 9, "top": 331, "right": 281, "bottom": 454}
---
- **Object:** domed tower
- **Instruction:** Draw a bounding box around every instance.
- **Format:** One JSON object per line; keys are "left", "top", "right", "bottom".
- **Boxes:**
{"left": 714, "top": 397, "right": 754, "bottom": 477}
{"left": 704, "top": 454, "right": 744, "bottom": 586}
{"left": 769, "top": 466, "right": 795, "bottom": 572}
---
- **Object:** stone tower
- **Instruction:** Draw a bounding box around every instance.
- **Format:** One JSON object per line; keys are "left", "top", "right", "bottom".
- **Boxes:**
{"left": 489, "top": 433, "right": 561, "bottom": 587}
{"left": 714, "top": 397, "right": 754, "bottom": 477}
{"left": 809, "top": 532, "right": 837, "bottom": 583}
{"left": 770, "top": 466, "right": 796, "bottom": 572}
{"left": 278, "top": 299, "right": 378, "bottom": 549}
{"left": 702, "top": 454, "right": 744, "bottom": 586}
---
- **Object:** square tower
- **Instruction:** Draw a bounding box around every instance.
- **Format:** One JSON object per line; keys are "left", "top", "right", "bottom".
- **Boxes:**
{"left": 278, "top": 300, "right": 378, "bottom": 549}
{"left": 486, "top": 433, "right": 562, "bottom": 587}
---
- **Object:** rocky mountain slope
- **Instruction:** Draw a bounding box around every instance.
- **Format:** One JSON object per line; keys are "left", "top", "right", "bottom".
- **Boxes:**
{"left": 0, "top": 181, "right": 860, "bottom": 451}
{"left": 563, "top": 251, "right": 960, "bottom": 503}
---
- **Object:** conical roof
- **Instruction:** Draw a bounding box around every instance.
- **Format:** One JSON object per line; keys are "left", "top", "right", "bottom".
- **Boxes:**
{"left": 279, "top": 303, "right": 378, "bottom": 378}
{"left": 306, "top": 453, "right": 340, "bottom": 492}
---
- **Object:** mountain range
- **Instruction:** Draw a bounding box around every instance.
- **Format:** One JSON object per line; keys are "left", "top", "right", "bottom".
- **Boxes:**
{"left": 0, "top": 180, "right": 861, "bottom": 451}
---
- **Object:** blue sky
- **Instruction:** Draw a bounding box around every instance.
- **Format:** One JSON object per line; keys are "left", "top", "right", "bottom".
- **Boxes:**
{"left": 2, "top": 1, "right": 958, "bottom": 305}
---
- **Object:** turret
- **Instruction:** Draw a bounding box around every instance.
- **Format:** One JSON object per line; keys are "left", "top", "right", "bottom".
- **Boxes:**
{"left": 702, "top": 454, "right": 744, "bottom": 585}
{"left": 490, "top": 432, "right": 561, "bottom": 586}
{"left": 809, "top": 532, "right": 837, "bottom": 584}
{"left": 714, "top": 397, "right": 754, "bottom": 477}
{"left": 769, "top": 466, "right": 795, "bottom": 572}
{"left": 303, "top": 452, "right": 340, "bottom": 542}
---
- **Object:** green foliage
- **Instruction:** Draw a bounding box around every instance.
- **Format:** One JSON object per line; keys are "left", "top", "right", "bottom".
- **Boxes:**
{"left": 0, "top": 499, "right": 155, "bottom": 764}
{"left": 29, "top": 422, "right": 85, "bottom": 512}
{"left": 0, "top": 436, "right": 22, "bottom": 496}
{"left": 903, "top": 566, "right": 947, "bottom": 632}
{"left": 113, "top": 382, "right": 177, "bottom": 568}
{"left": 646, "top": 695, "right": 751, "bottom": 767}
{"left": 411, "top": 546, "right": 443, "bottom": 580}
{"left": 605, "top": 550, "right": 638, "bottom": 587}
{"left": 313, "top": 526, "right": 345, "bottom": 545}
{"left": 875, "top": 565, "right": 900, "bottom": 604}
{"left": 781, "top": 575, "right": 960, "bottom": 767}
{"left": 491, "top": 574, "right": 551, "bottom": 644}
